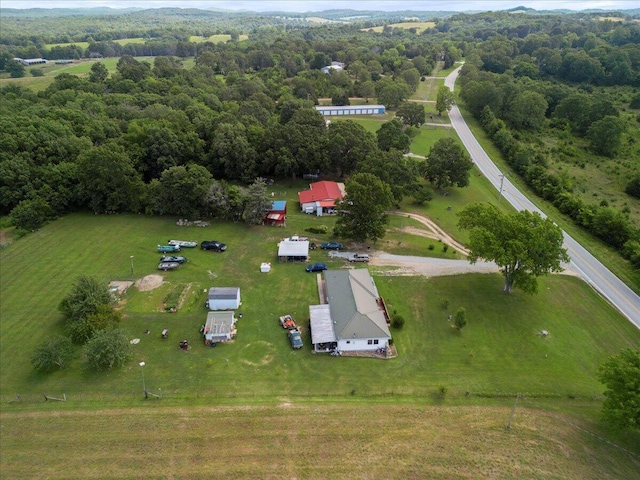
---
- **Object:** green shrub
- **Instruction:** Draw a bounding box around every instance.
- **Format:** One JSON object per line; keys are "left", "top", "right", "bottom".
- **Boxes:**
{"left": 391, "top": 314, "right": 405, "bottom": 329}
{"left": 305, "top": 225, "right": 328, "bottom": 234}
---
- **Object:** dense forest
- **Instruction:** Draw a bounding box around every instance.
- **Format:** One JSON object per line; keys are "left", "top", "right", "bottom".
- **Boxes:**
{"left": 1, "top": 7, "right": 639, "bottom": 271}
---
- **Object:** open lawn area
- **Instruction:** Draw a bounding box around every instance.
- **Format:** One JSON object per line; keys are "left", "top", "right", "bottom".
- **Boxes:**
{"left": 2, "top": 182, "right": 639, "bottom": 475}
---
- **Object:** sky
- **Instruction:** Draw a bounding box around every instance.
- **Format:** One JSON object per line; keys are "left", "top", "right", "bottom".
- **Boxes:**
{"left": 2, "top": 0, "right": 638, "bottom": 12}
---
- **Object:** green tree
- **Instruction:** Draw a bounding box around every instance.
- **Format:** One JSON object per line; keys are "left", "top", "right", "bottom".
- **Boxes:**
{"left": 327, "top": 120, "right": 377, "bottom": 177}
{"left": 505, "top": 91, "right": 548, "bottom": 130}
{"left": 424, "top": 138, "right": 473, "bottom": 189}
{"left": 376, "top": 79, "right": 411, "bottom": 108}
{"left": 597, "top": 348, "right": 640, "bottom": 431}
{"left": 242, "top": 178, "right": 271, "bottom": 225}
{"left": 84, "top": 328, "right": 131, "bottom": 371}
{"left": 396, "top": 101, "right": 425, "bottom": 127}
{"left": 357, "top": 149, "right": 419, "bottom": 204}
{"left": 76, "top": 143, "right": 144, "bottom": 213}
{"left": 587, "top": 116, "right": 626, "bottom": 157}
{"left": 376, "top": 119, "right": 410, "bottom": 152}
{"left": 59, "top": 275, "right": 114, "bottom": 324}
{"left": 89, "top": 61, "right": 109, "bottom": 83}
{"left": 333, "top": 172, "right": 393, "bottom": 243}
{"left": 9, "top": 197, "right": 54, "bottom": 232}
{"left": 435, "top": 86, "right": 455, "bottom": 116}
{"left": 6, "top": 59, "right": 25, "bottom": 78}
{"left": 31, "top": 335, "right": 75, "bottom": 372}
{"left": 66, "top": 304, "right": 122, "bottom": 345}
{"left": 453, "top": 307, "right": 467, "bottom": 330}
{"left": 457, "top": 203, "right": 569, "bottom": 294}
{"left": 152, "top": 164, "right": 212, "bottom": 217}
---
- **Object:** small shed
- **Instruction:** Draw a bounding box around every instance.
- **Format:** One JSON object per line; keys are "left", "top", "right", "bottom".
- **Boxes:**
{"left": 206, "top": 287, "right": 241, "bottom": 310}
{"left": 264, "top": 200, "right": 287, "bottom": 226}
{"left": 260, "top": 262, "right": 271, "bottom": 273}
{"left": 204, "top": 311, "right": 237, "bottom": 344}
{"left": 277, "top": 236, "right": 309, "bottom": 262}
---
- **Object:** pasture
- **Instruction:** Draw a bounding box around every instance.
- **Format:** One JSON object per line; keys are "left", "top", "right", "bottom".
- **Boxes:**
{"left": 364, "top": 21, "right": 436, "bottom": 34}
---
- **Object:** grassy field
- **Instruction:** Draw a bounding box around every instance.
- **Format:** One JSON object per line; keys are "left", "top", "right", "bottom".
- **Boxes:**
{"left": 364, "top": 21, "right": 436, "bottom": 34}
{"left": 2, "top": 404, "right": 639, "bottom": 478}
{"left": 189, "top": 34, "right": 249, "bottom": 43}
{"left": 0, "top": 57, "right": 155, "bottom": 92}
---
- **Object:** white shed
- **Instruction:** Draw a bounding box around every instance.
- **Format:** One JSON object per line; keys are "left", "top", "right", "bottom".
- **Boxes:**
{"left": 206, "top": 287, "right": 241, "bottom": 310}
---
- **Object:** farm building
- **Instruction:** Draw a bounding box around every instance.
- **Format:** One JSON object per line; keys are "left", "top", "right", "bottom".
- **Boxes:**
{"left": 263, "top": 200, "right": 287, "bottom": 226}
{"left": 314, "top": 105, "right": 385, "bottom": 116}
{"left": 321, "top": 61, "right": 345, "bottom": 74}
{"left": 13, "top": 57, "right": 48, "bottom": 66}
{"left": 206, "top": 287, "right": 241, "bottom": 310}
{"left": 298, "top": 180, "right": 345, "bottom": 216}
{"left": 310, "top": 269, "right": 391, "bottom": 353}
{"left": 203, "top": 311, "right": 237, "bottom": 344}
{"left": 277, "top": 236, "right": 309, "bottom": 262}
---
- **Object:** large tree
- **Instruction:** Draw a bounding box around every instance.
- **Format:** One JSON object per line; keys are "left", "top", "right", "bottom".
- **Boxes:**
{"left": 457, "top": 203, "right": 569, "bottom": 294}
{"left": 333, "top": 172, "right": 393, "bottom": 243}
{"left": 598, "top": 348, "right": 640, "bottom": 431}
{"left": 242, "top": 178, "right": 272, "bottom": 225}
{"left": 376, "top": 119, "right": 410, "bottom": 152}
{"left": 423, "top": 138, "right": 473, "bottom": 189}
{"left": 435, "top": 86, "right": 455, "bottom": 116}
{"left": 396, "top": 101, "right": 425, "bottom": 127}
{"left": 84, "top": 328, "right": 131, "bottom": 371}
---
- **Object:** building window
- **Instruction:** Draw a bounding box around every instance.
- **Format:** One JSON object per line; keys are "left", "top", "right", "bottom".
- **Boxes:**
{"left": 367, "top": 339, "right": 373, "bottom": 345}
{"left": 346, "top": 340, "right": 351, "bottom": 344}
{"left": 374, "top": 339, "right": 379, "bottom": 345}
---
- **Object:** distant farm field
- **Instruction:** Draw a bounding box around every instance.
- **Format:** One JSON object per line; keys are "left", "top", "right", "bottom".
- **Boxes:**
{"left": 189, "top": 34, "right": 249, "bottom": 43}
{"left": 364, "top": 21, "right": 436, "bottom": 33}
{"left": 46, "top": 37, "right": 148, "bottom": 50}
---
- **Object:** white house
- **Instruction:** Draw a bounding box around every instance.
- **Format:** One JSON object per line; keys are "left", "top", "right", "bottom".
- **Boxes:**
{"left": 203, "top": 311, "right": 237, "bottom": 344}
{"left": 309, "top": 269, "right": 392, "bottom": 353}
{"left": 206, "top": 287, "right": 241, "bottom": 310}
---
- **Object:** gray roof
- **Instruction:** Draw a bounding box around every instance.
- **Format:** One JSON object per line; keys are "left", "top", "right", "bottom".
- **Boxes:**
{"left": 205, "top": 311, "right": 235, "bottom": 337}
{"left": 208, "top": 287, "right": 239, "bottom": 299}
{"left": 278, "top": 239, "right": 309, "bottom": 257}
{"left": 309, "top": 304, "right": 335, "bottom": 344}
{"left": 324, "top": 269, "right": 391, "bottom": 340}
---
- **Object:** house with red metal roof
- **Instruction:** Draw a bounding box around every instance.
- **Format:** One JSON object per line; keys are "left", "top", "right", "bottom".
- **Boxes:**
{"left": 298, "top": 181, "right": 345, "bottom": 216}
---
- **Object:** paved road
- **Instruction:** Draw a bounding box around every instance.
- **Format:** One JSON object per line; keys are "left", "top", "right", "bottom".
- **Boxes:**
{"left": 445, "top": 66, "right": 640, "bottom": 328}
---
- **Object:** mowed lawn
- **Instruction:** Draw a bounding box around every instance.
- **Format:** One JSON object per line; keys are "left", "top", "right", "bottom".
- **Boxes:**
{"left": 3, "top": 404, "right": 639, "bottom": 479}
{"left": 1, "top": 206, "right": 638, "bottom": 404}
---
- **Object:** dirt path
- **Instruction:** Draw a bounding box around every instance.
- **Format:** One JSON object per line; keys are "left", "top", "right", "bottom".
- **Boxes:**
{"left": 390, "top": 211, "right": 470, "bottom": 256}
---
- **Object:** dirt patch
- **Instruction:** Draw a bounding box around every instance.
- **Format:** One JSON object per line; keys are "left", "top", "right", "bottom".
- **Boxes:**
{"left": 135, "top": 274, "right": 165, "bottom": 292}
{"left": 176, "top": 283, "right": 193, "bottom": 310}
{"left": 108, "top": 281, "right": 134, "bottom": 296}
{"left": 389, "top": 211, "right": 470, "bottom": 256}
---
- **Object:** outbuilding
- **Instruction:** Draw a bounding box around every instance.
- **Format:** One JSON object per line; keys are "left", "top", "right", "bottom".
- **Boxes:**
{"left": 314, "top": 105, "right": 386, "bottom": 116}
{"left": 277, "top": 236, "right": 309, "bottom": 262}
{"left": 206, "top": 287, "right": 241, "bottom": 310}
{"left": 264, "top": 200, "right": 287, "bottom": 226}
{"left": 203, "top": 311, "right": 237, "bottom": 344}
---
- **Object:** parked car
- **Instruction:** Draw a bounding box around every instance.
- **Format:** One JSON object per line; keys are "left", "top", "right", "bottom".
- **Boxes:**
{"left": 288, "top": 328, "right": 303, "bottom": 349}
{"left": 158, "top": 261, "right": 180, "bottom": 271}
{"left": 201, "top": 240, "right": 227, "bottom": 252}
{"left": 306, "top": 262, "right": 328, "bottom": 273}
{"left": 158, "top": 244, "right": 180, "bottom": 253}
{"left": 321, "top": 242, "right": 343, "bottom": 250}
{"left": 348, "top": 253, "right": 370, "bottom": 263}
{"left": 167, "top": 240, "right": 197, "bottom": 248}
{"left": 160, "top": 255, "right": 187, "bottom": 264}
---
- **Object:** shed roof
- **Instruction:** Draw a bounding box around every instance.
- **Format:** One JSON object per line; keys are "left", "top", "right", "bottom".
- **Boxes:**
{"left": 324, "top": 269, "right": 391, "bottom": 340}
{"left": 298, "top": 181, "right": 344, "bottom": 205}
{"left": 208, "top": 287, "right": 240, "bottom": 299}
{"left": 278, "top": 239, "right": 309, "bottom": 257}
{"left": 309, "top": 304, "right": 335, "bottom": 344}
{"left": 271, "top": 200, "right": 287, "bottom": 211}
{"left": 205, "top": 311, "right": 235, "bottom": 337}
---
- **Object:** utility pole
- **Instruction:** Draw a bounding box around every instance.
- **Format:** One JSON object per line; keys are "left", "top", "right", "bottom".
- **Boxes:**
{"left": 506, "top": 393, "right": 520, "bottom": 430}
{"left": 130, "top": 255, "right": 134, "bottom": 278}
{"left": 498, "top": 174, "right": 505, "bottom": 205}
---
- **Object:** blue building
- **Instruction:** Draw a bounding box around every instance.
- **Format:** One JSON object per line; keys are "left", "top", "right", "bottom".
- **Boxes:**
{"left": 315, "top": 105, "right": 386, "bottom": 116}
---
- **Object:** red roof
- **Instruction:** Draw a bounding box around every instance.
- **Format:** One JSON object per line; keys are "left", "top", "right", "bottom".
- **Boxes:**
{"left": 298, "top": 181, "right": 343, "bottom": 204}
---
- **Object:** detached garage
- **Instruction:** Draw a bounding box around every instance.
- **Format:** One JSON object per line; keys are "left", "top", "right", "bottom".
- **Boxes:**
{"left": 206, "top": 287, "right": 241, "bottom": 310}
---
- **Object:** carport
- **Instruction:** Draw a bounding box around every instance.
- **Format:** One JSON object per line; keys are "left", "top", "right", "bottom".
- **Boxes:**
{"left": 309, "top": 304, "right": 336, "bottom": 353}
